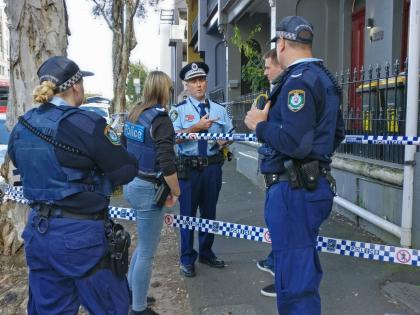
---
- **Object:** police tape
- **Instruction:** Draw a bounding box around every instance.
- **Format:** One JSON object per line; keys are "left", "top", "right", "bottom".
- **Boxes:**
{"left": 176, "top": 133, "right": 420, "bottom": 146}
{"left": 3, "top": 185, "right": 420, "bottom": 267}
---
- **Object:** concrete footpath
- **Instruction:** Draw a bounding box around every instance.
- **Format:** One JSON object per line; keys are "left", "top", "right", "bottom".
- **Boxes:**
{"left": 172, "top": 160, "right": 420, "bottom": 315}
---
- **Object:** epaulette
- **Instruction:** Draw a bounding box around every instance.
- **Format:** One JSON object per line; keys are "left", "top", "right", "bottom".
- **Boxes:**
{"left": 174, "top": 100, "right": 187, "bottom": 107}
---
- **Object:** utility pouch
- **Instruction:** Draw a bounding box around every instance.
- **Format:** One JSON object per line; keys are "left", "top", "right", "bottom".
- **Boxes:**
{"left": 153, "top": 178, "right": 171, "bottom": 207}
{"left": 324, "top": 171, "right": 337, "bottom": 195}
{"left": 108, "top": 223, "right": 131, "bottom": 278}
{"left": 284, "top": 160, "right": 302, "bottom": 189}
{"left": 299, "top": 160, "right": 320, "bottom": 191}
{"left": 175, "top": 157, "right": 190, "bottom": 180}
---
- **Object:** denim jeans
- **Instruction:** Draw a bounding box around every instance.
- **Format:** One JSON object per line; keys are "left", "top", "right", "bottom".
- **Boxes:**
{"left": 124, "top": 177, "right": 164, "bottom": 312}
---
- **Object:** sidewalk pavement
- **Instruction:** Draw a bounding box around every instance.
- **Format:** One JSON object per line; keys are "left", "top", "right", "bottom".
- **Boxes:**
{"left": 173, "top": 160, "right": 420, "bottom": 315}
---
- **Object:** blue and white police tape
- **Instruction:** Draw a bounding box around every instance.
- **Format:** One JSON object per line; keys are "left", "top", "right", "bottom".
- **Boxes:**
{"left": 176, "top": 132, "right": 258, "bottom": 142}
{"left": 3, "top": 185, "right": 420, "bottom": 267}
{"left": 175, "top": 133, "right": 420, "bottom": 146}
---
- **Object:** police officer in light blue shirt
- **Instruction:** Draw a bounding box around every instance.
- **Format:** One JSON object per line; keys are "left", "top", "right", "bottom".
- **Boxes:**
{"left": 245, "top": 16, "right": 344, "bottom": 315}
{"left": 170, "top": 61, "right": 233, "bottom": 277}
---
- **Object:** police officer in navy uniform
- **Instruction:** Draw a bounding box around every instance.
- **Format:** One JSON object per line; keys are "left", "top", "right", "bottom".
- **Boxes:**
{"left": 245, "top": 16, "right": 345, "bottom": 315}
{"left": 171, "top": 62, "right": 233, "bottom": 277}
{"left": 7, "top": 56, "right": 138, "bottom": 314}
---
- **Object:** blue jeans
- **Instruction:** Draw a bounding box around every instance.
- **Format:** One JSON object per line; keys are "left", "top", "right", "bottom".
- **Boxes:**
{"left": 124, "top": 178, "right": 164, "bottom": 312}
{"left": 266, "top": 250, "right": 274, "bottom": 268}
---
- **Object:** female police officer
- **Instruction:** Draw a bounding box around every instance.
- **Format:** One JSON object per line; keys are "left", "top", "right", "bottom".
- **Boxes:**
{"left": 123, "top": 71, "right": 180, "bottom": 315}
{"left": 7, "top": 56, "right": 138, "bottom": 315}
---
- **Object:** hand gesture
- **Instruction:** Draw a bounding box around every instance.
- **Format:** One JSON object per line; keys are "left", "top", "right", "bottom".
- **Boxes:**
{"left": 195, "top": 114, "right": 219, "bottom": 131}
{"left": 164, "top": 193, "right": 179, "bottom": 208}
{"left": 244, "top": 101, "right": 271, "bottom": 131}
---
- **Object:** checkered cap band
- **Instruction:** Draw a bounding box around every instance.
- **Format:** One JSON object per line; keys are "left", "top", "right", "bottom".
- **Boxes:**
{"left": 57, "top": 70, "right": 82, "bottom": 92}
{"left": 278, "top": 31, "right": 297, "bottom": 40}
{"left": 184, "top": 68, "right": 206, "bottom": 80}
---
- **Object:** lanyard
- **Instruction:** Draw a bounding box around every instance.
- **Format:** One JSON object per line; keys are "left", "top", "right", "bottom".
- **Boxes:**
{"left": 188, "top": 97, "right": 210, "bottom": 117}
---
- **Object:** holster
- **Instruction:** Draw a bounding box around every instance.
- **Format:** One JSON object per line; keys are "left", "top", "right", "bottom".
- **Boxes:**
{"left": 284, "top": 160, "right": 320, "bottom": 191}
{"left": 153, "top": 175, "right": 171, "bottom": 207}
{"left": 106, "top": 221, "right": 131, "bottom": 278}
{"left": 175, "top": 157, "right": 190, "bottom": 180}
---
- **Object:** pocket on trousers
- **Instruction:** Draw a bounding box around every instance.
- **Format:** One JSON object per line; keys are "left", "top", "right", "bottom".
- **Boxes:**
{"left": 50, "top": 227, "right": 106, "bottom": 277}
{"left": 304, "top": 185, "right": 333, "bottom": 234}
{"left": 64, "top": 230, "right": 104, "bottom": 249}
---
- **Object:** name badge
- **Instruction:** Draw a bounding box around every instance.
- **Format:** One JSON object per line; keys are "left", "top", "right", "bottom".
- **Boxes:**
{"left": 124, "top": 122, "right": 145, "bottom": 142}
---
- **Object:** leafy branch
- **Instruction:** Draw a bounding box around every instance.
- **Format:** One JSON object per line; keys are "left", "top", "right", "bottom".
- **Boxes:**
{"left": 230, "top": 24, "right": 268, "bottom": 92}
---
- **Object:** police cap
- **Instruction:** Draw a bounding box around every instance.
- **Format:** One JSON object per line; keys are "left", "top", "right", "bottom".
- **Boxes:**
{"left": 270, "top": 16, "right": 314, "bottom": 44}
{"left": 179, "top": 62, "right": 209, "bottom": 81}
{"left": 37, "top": 56, "right": 94, "bottom": 92}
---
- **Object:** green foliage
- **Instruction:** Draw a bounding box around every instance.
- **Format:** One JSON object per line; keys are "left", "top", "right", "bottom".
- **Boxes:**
{"left": 229, "top": 25, "right": 268, "bottom": 92}
{"left": 126, "top": 61, "right": 149, "bottom": 109}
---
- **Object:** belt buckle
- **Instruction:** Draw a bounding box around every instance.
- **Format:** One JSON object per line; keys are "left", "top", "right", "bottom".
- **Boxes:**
{"left": 200, "top": 157, "right": 208, "bottom": 167}
{"left": 191, "top": 158, "right": 198, "bottom": 169}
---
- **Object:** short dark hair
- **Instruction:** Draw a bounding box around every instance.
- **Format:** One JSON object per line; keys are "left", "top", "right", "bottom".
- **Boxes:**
{"left": 263, "top": 48, "right": 279, "bottom": 65}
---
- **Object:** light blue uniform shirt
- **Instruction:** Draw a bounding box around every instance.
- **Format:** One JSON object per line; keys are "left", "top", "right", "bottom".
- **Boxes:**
{"left": 170, "top": 96, "right": 233, "bottom": 157}
{"left": 50, "top": 96, "right": 71, "bottom": 107}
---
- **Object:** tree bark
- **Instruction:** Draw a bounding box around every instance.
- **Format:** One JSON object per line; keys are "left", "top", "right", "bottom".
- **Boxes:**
{"left": 111, "top": 0, "right": 139, "bottom": 114}
{"left": 1, "top": 0, "right": 69, "bottom": 256}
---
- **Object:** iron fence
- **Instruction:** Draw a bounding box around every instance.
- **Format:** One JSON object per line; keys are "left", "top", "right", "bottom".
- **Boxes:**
{"left": 337, "top": 59, "right": 410, "bottom": 164}
{"left": 225, "top": 59, "right": 419, "bottom": 164}
{"left": 223, "top": 91, "right": 268, "bottom": 133}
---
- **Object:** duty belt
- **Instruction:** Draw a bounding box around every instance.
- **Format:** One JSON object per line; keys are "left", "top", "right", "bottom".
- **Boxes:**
{"left": 263, "top": 173, "right": 289, "bottom": 188}
{"left": 137, "top": 170, "right": 161, "bottom": 185}
{"left": 182, "top": 154, "right": 224, "bottom": 169}
{"left": 264, "top": 167, "right": 331, "bottom": 189}
{"left": 34, "top": 204, "right": 105, "bottom": 220}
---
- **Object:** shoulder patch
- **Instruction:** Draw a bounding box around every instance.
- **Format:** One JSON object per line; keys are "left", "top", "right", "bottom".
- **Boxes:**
{"left": 174, "top": 100, "right": 187, "bottom": 108}
{"left": 288, "top": 89, "right": 305, "bottom": 112}
{"left": 104, "top": 125, "right": 121, "bottom": 145}
{"left": 169, "top": 109, "right": 179, "bottom": 122}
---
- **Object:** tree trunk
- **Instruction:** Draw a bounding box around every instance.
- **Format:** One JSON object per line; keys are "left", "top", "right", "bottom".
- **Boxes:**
{"left": 1, "top": 0, "right": 69, "bottom": 256}
{"left": 112, "top": 0, "right": 138, "bottom": 114}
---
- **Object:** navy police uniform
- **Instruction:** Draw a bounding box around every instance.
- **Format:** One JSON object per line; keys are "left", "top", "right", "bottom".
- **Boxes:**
{"left": 171, "top": 62, "right": 233, "bottom": 270}
{"left": 257, "top": 17, "right": 345, "bottom": 315}
{"left": 7, "top": 57, "right": 138, "bottom": 315}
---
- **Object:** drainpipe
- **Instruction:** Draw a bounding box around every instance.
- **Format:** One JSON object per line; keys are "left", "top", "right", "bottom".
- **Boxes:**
{"left": 401, "top": 0, "right": 420, "bottom": 247}
{"left": 268, "top": 0, "right": 276, "bottom": 49}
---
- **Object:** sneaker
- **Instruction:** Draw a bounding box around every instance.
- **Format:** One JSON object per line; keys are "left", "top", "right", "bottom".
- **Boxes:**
{"left": 130, "top": 307, "right": 159, "bottom": 315}
{"left": 260, "top": 283, "right": 277, "bottom": 297}
{"left": 147, "top": 296, "right": 156, "bottom": 306}
{"left": 129, "top": 291, "right": 155, "bottom": 307}
{"left": 180, "top": 264, "right": 196, "bottom": 277}
{"left": 256, "top": 259, "right": 275, "bottom": 276}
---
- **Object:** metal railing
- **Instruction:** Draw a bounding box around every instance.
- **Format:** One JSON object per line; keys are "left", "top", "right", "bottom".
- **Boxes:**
{"left": 223, "top": 91, "right": 268, "bottom": 132}
{"left": 208, "top": 88, "right": 225, "bottom": 104}
{"left": 207, "top": 0, "right": 218, "bottom": 15}
{"left": 225, "top": 60, "right": 420, "bottom": 164}
{"left": 337, "top": 60, "right": 410, "bottom": 164}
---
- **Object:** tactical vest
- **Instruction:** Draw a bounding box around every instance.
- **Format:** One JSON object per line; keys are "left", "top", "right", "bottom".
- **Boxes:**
{"left": 259, "top": 61, "right": 341, "bottom": 174}
{"left": 12, "top": 104, "right": 113, "bottom": 202}
{"left": 124, "top": 105, "right": 167, "bottom": 173}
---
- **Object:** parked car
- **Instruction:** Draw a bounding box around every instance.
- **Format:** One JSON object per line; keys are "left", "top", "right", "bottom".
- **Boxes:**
{"left": 111, "top": 112, "right": 128, "bottom": 135}
{"left": 80, "top": 103, "right": 111, "bottom": 124}
{"left": 85, "top": 96, "right": 112, "bottom": 106}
